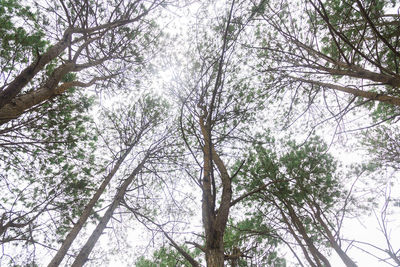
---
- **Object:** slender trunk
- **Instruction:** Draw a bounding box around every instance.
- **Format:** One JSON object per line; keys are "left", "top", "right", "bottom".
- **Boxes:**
{"left": 229, "top": 247, "right": 240, "bottom": 267}
{"left": 313, "top": 208, "right": 358, "bottom": 267}
{"left": 278, "top": 206, "right": 318, "bottom": 267}
{"left": 284, "top": 202, "right": 331, "bottom": 267}
{"left": 47, "top": 145, "right": 135, "bottom": 267}
{"left": 71, "top": 155, "right": 148, "bottom": 267}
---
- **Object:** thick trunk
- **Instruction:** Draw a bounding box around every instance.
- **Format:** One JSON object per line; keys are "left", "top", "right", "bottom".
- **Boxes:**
{"left": 206, "top": 249, "right": 225, "bottom": 267}
{"left": 199, "top": 114, "right": 232, "bottom": 267}
{"left": 47, "top": 145, "right": 135, "bottom": 267}
{"left": 71, "top": 155, "right": 148, "bottom": 267}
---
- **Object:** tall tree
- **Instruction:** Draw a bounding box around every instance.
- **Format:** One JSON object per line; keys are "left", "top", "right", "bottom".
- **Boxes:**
{"left": 48, "top": 94, "right": 172, "bottom": 266}
{"left": 0, "top": 87, "right": 100, "bottom": 266}
{"left": 167, "top": 1, "right": 267, "bottom": 265}
{"left": 0, "top": 0, "right": 167, "bottom": 264}
{"left": 234, "top": 136, "right": 358, "bottom": 267}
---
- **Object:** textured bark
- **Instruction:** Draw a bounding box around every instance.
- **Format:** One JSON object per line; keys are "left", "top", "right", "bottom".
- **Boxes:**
{"left": 47, "top": 145, "right": 135, "bottom": 267}
{"left": 200, "top": 115, "right": 216, "bottom": 241}
{"left": 0, "top": 73, "right": 110, "bottom": 126}
{"left": 199, "top": 115, "right": 232, "bottom": 267}
{"left": 71, "top": 155, "right": 148, "bottom": 267}
{"left": 0, "top": 62, "right": 75, "bottom": 125}
{"left": 320, "top": 65, "right": 400, "bottom": 88}
{"left": 229, "top": 247, "right": 240, "bottom": 267}
{"left": 206, "top": 249, "right": 225, "bottom": 267}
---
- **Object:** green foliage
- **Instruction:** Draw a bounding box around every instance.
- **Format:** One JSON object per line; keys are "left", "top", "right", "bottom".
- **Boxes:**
{"left": 99, "top": 93, "right": 170, "bottom": 153}
{"left": 244, "top": 135, "right": 342, "bottom": 208}
{"left": 0, "top": 0, "right": 47, "bottom": 69}
{"left": 231, "top": 134, "right": 345, "bottom": 264}
{"left": 251, "top": 0, "right": 400, "bottom": 132}
{"left": 362, "top": 125, "right": 400, "bottom": 170}
{"left": 223, "top": 218, "right": 286, "bottom": 266}
{"left": 371, "top": 101, "right": 400, "bottom": 123}
{"left": 316, "top": 0, "right": 398, "bottom": 69}
{"left": 135, "top": 246, "right": 201, "bottom": 267}
{"left": 0, "top": 88, "right": 100, "bottom": 253}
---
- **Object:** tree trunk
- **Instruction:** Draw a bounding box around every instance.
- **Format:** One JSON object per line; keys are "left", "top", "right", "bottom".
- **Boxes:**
{"left": 229, "top": 247, "right": 240, "bottom": 267}
{"left": 313, "top": 207, "right": 358, "bottom": 267}
{"left": 284, "top": 201, "right": 331, "bottom": 267}
{"left": 47, "top": 144, "right": 136, "bottom": 267}
{"left": 206, "top": 249, "right": 225, "bottom": 267}
{"left": 278, "top": 206, "right": 318, "bottom": 267}
{"left": 71, "top": 155, "right": 148, "bottom": 267}
{"left": 199, "top": 114, "right": 232, "bottom": 267}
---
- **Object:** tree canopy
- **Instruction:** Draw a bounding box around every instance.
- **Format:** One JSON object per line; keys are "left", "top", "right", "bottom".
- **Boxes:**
{"left": 0, "top": 0, "right": 399, "bottom": 266}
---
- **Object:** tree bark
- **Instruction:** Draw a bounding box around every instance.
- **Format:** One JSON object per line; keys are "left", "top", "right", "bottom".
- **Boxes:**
{"left": 206, "top": 249, "right": 225, "bottom": 267}
{"left": 199, "top": 114, "right": 232, "bottom": 267}
{"left": 0, "top": 62, "right": 75, "bottom": 125}
{"left": 292, "top": 76, "right": 400, "bottom": 107}
{"left": 0, "top": 73, "right": 109, "bottom": 125}
{"left": 284, "top": 201, "right": 331, "bottom": 267}
{"left": 278, "top": 205, "right": 318, "bottom": 267}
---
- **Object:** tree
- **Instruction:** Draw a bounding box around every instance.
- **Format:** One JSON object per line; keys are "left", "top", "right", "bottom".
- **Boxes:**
{"left": 48, "top": 94, "right": 172, "bottom": 266}
{"left": 222, "top": 218, "right": 286, "bottom": 266}
{"left": 250, "top": 0, "right": 400, "bottom": 130}
{"left": 135, "top": 246, "right": 201, "bottom": 267}
{"left": 363, "top": 124, "right": 400, "bottom": 169}
{"left": 234, "top": 135, "right": 358, "bottom": 267}
{"left": 2, "top": 1, "right": 400, "bottom": 266}
{"left": 163, "top": 1, "right": 267, "bottom": 265}
{"left": 0, "top": 0, "right": 163, "bottom": 125}
{"left": 0, "top": 0, "right": 166, "bottom": 264}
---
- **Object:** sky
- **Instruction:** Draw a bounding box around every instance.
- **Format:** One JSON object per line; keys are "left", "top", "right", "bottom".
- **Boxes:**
{"left": 1, "top": 0, "right": 400, "bottom": 266}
